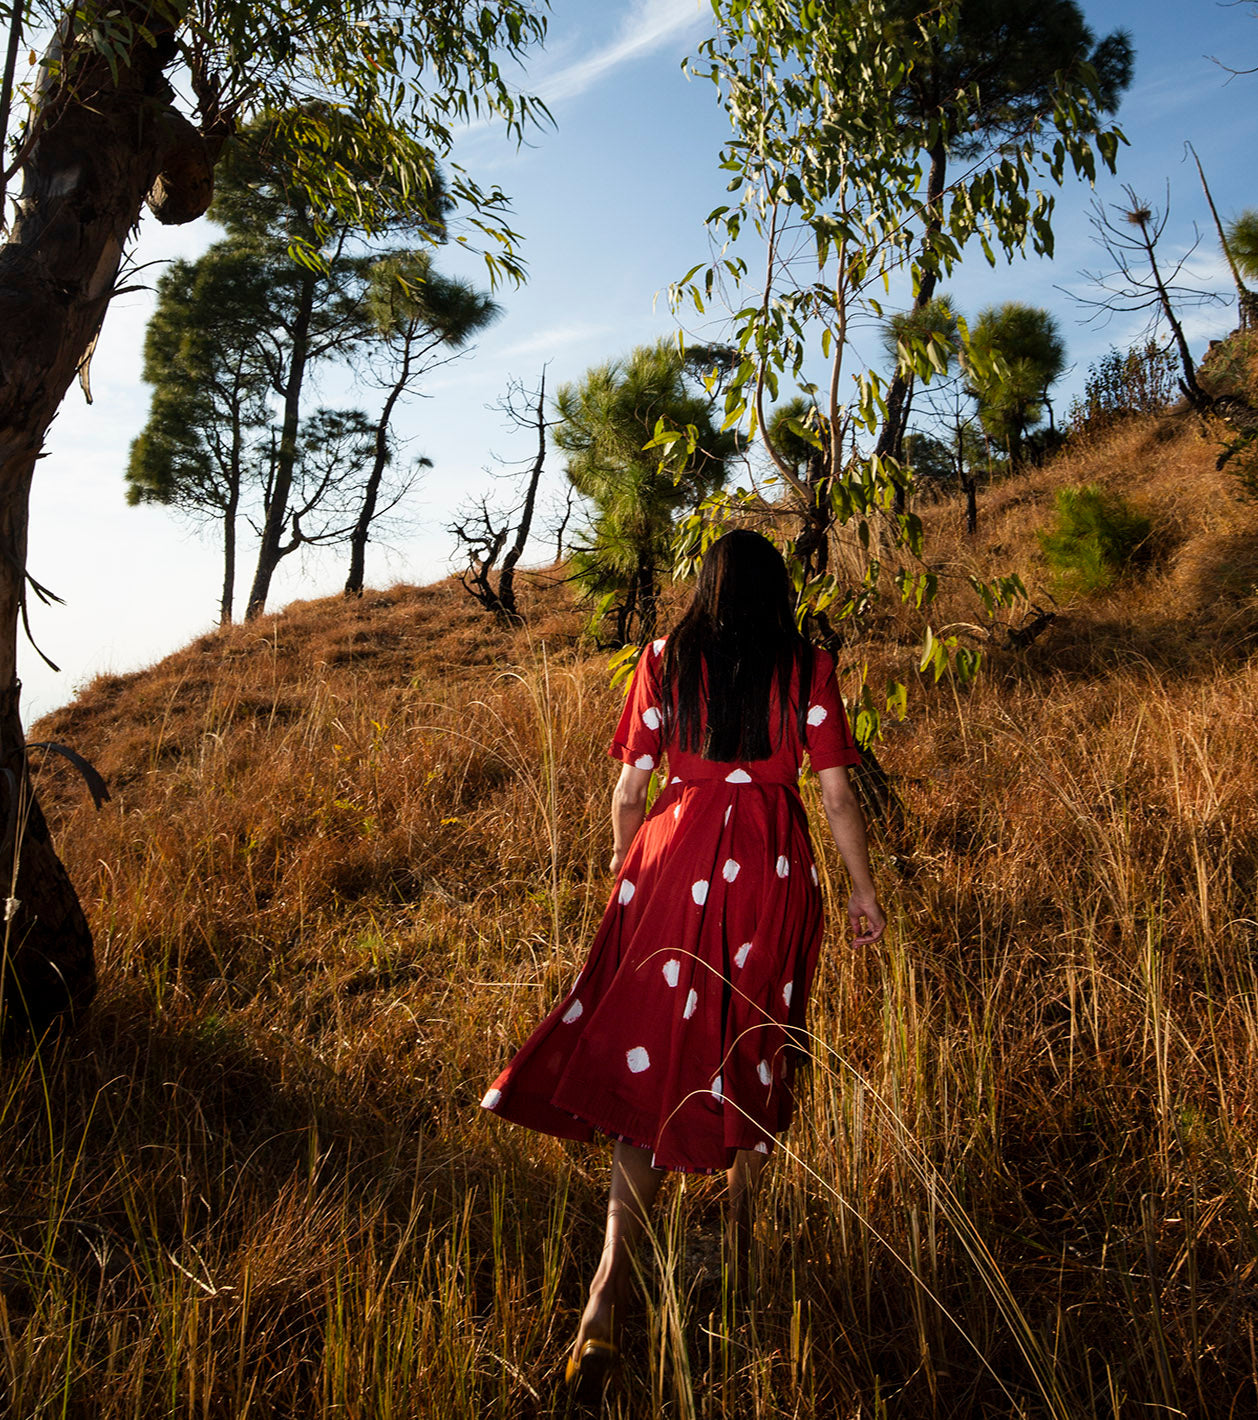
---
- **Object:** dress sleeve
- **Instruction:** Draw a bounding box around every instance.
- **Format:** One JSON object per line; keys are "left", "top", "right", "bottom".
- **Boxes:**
{"left": 804, "top": 650, "right": 860, "bottom": 770}
{"left": 609, "top": 639, "right": 666, "bottom": 771}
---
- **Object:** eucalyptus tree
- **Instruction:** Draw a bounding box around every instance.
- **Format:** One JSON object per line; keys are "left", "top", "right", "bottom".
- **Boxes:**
{"left": 674, "top": 0, "right": 1121, "bottom": 715}
{"left": 0, "top": 0, "right": 545, "bottom": 1036}
{"left": 556, "top": 341, "right": 738, "bottom": 643}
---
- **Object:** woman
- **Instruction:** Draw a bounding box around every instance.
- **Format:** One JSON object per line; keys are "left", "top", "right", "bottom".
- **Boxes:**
{"left": 481, "top": 530, "right": 885, "bottom": 1389}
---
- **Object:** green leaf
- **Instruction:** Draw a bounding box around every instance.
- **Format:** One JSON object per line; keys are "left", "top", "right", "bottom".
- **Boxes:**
{"left": 609, "top": 642, "right": 644, "bottom": 691}
{"left": 886, "top": 680, "right": 908, "bottom": 721}
{"left": 918, "top": 625, "right": 937, "bottom": 674}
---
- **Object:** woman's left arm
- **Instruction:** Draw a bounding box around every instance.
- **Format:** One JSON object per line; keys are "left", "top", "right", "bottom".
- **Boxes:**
{"left": 610, "top": 764, "right": 652, "bottom": 874}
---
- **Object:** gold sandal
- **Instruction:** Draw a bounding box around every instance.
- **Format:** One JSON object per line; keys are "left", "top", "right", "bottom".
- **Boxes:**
{"left": 565, "top": 1336, "right": 619, "bottom": 1400}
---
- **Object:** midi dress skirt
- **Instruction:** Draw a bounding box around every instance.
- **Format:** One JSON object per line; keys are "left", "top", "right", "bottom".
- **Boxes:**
{"left": 481, "top": 639, "right": 860, "bottom": 1173}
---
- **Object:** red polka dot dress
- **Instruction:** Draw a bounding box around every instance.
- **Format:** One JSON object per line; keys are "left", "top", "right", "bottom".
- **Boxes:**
{"left": 481, "top": 638, "right": 860, "bottom": 1173}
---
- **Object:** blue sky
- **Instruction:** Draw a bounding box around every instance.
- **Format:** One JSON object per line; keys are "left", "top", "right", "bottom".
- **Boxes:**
{"left": 24, "top": 0, "right": 1258, "bottom": 718}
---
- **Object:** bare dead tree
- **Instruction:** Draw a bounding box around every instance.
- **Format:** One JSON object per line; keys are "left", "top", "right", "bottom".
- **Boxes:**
{"left": 346, "top": 251, "right": 500, "bottom": 597}
{"left": 449, "top": 371, "right": 549, "bottom": 623}
{"left": 1072, "top": 185, "right": 1224, "bottom": 411}
{"left": 1208, "top": 2, "right": 1258, "bottom": 76}
{"left": 1187, "top": 142, "right": 1258, "bottom": 329}
{"left": 551, "top": 484, "right": 576, "bottom": 563}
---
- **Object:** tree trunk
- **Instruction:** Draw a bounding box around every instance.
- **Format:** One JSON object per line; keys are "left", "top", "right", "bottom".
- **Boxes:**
{"left": 220, "top": 485, "right": 238, "bottom": 626}
{"left": 961, "top": 472, "right": 978, "bottom": 535}
{"left": 346, "top": 330, "right": 412, "bottom": 598}
{"left": 792, "top": 453, "right": 831, "bottom": 583}
{"left": 1134, "top": 216, "right": 1209, "bottom": 411}
{"left": 495, "top": 371, "right": 546, "bottom": 622}
{"left": 0, "top": 683, "right": 95, "bottom": 1046}
{"left": 246, "top": 267, "right": 316, "bottom": 618}
{"left": 0, "top": 2, "right": 219, "bottom": 1037}
{"left": 1189, "top": 143, "right": 1258, "bottom": 331}
{"left": 554, "top": 487, "right": 574, "bottom": 563}
{"left": 876, "top": 137, "right": 947, "bottom": 464}
{"left": 636, "top": 548, "right": 658, "bottom": 642}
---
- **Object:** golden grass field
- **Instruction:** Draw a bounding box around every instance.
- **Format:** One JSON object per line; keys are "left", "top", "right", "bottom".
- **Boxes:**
{"left": 4, "top": 404, "right": 1258, "bottom": 1417}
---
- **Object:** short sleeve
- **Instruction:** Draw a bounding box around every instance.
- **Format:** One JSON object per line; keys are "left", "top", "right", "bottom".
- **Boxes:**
{"left": 804, "top": 650, "right": 860, "bottom": 770}
{"left": 609, "top": 638, "right": 668, "bottom": 771}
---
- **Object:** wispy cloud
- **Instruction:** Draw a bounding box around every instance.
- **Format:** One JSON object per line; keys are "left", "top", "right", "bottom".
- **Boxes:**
{"left": 419, "top": 321, "right": 614, "bottom": 396}
{"left": 496, "top": 320, "right": 615, "bottom": 360}
{"left": 538, "top": 0, "right": 708, "bottom": 107}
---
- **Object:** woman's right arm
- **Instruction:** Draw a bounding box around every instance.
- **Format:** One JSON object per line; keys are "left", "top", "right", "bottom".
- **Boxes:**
{"left": 817, "top": 765, "right": 886, "bottom": 946}
{"left": 610, "top": 763, "right": 652, "bottom": 875}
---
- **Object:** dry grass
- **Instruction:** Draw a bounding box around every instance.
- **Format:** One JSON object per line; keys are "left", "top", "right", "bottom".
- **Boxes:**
{"left": 3, "top": 408, "right": 1258, "bottom": 1417}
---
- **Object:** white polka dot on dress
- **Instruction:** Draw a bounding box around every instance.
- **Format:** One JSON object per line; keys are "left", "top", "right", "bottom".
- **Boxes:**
{"left": 724, "top": 805, "right": 732, "bottom": 824}
{"left": 776, "top": 855, "right": 790, "bottom": 877}
{"left": 662, "top": 959, "right": 681, "bottom": 988}
{"left": 807, "top": 704, "right": 827, "bottom": 726}
{"left": 683, "top": 989, "right": 698, "bottom": 1020}
{"left": 653, "top": 637, "right": 666, "bottom": 656}
{"left": 722, "top": 858, "right": 741, "bottom": 882}
{"left": 810, "top": 863, "right": 819, "bottom": 885}
{"left": 562, "top": 999, "right": 583, "bottom": 1024}
{"left": 725, "top": 768, "right": 752, "bottom": 784}
{"left": 626, "top": 1046, "right": 651, "bottom": 1073}
{"left": 734, "top": 942, "right": 752, "bottom": 969}
{"left": 481, "top": 1088, "right": 501, "bottom": 1109}
{"left": 710, "top": 1074, "right": 723, "bottom": 1100}
{"left": 692, "top": 880, "right": 709, "bottom": 905}
{"left": 673, "top": 803, "right": 681, "bottom": 821}
{"left": 634, "top": 753, "right": 655, "bottom": 770}
{"left": 641, "top": 706, "right": 662, "bottom": 730}
{"left": 754, "top": 1141, "right": 769, "bottom": 1154}
{"left": 782, "top": 981, "right": 794, "bottom": 1008}
{"left": 757, "top": 1060, "right": 772, "bottom": 1087}
{"left": 619, "top": 879, "right": 635, "bottom": 904}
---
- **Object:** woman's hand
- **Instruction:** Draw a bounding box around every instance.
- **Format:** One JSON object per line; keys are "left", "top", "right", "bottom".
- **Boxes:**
{"left": 847, "top": 889, "right": 886, "bottom": 946}
{"left": 609, "top": 851, "right": 625, "bottom": 876}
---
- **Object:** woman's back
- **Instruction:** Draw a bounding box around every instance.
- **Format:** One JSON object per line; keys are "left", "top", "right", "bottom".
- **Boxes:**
{"left": 614, "top": 636, "right": 857, "bottom": 789}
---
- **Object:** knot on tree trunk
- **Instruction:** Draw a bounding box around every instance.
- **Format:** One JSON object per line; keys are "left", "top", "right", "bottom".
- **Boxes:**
{"left": 146, "top": 108, "right": 215, "bottom": 226}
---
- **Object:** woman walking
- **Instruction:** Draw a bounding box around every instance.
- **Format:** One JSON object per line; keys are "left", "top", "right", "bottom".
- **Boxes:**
{"left": 481, "top": 529, "right": 886, "bottom": 1390}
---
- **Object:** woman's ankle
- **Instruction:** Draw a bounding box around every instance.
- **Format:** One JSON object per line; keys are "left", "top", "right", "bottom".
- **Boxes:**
{"left": 577, "top": 1268, "right": 628, "bottom": 1345}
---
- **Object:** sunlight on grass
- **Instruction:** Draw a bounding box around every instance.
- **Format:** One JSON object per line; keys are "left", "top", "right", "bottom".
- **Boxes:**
{"left": 6, "top": 413, "right": 1258, "bottom": 1414}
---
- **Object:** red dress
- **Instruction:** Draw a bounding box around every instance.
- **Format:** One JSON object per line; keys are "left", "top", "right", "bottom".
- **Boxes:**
{"left": 481, "top": 639, "right": 860, "bottom": 1173}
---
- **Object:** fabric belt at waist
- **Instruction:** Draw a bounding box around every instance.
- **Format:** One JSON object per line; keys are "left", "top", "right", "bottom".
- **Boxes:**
{"left": 664, "top": 766, "right": 800, "bottom": 790}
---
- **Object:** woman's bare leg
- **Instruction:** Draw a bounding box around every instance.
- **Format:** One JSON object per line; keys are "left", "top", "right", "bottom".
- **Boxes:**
{"left": 572, "top": 1141, "right": 664, "bottom": 1359}
{"left": 726, "top": 1147, "right": 769, "bottom": 1287}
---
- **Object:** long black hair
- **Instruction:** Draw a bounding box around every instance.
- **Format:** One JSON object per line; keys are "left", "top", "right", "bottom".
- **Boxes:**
{"left": 661, "top": 530, "right": 813, "bottom": 762}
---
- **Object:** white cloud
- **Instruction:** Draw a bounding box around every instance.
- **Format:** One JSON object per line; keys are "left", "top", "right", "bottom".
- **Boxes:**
{"left": 497, "top": 320, "right": 615, "bottom": 360}
{"left": 539, "top": 0, "right": 708, "bottom": 107}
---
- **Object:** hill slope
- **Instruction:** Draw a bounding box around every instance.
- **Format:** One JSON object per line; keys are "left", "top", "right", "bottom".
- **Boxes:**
{"left": 8, "top": 405, "right": 1258, "bottom": 1418}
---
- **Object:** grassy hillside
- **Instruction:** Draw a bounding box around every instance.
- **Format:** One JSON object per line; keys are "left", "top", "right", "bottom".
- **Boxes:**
{"left": 5, "top": 404, "right": 1258, "bottom": 1417}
